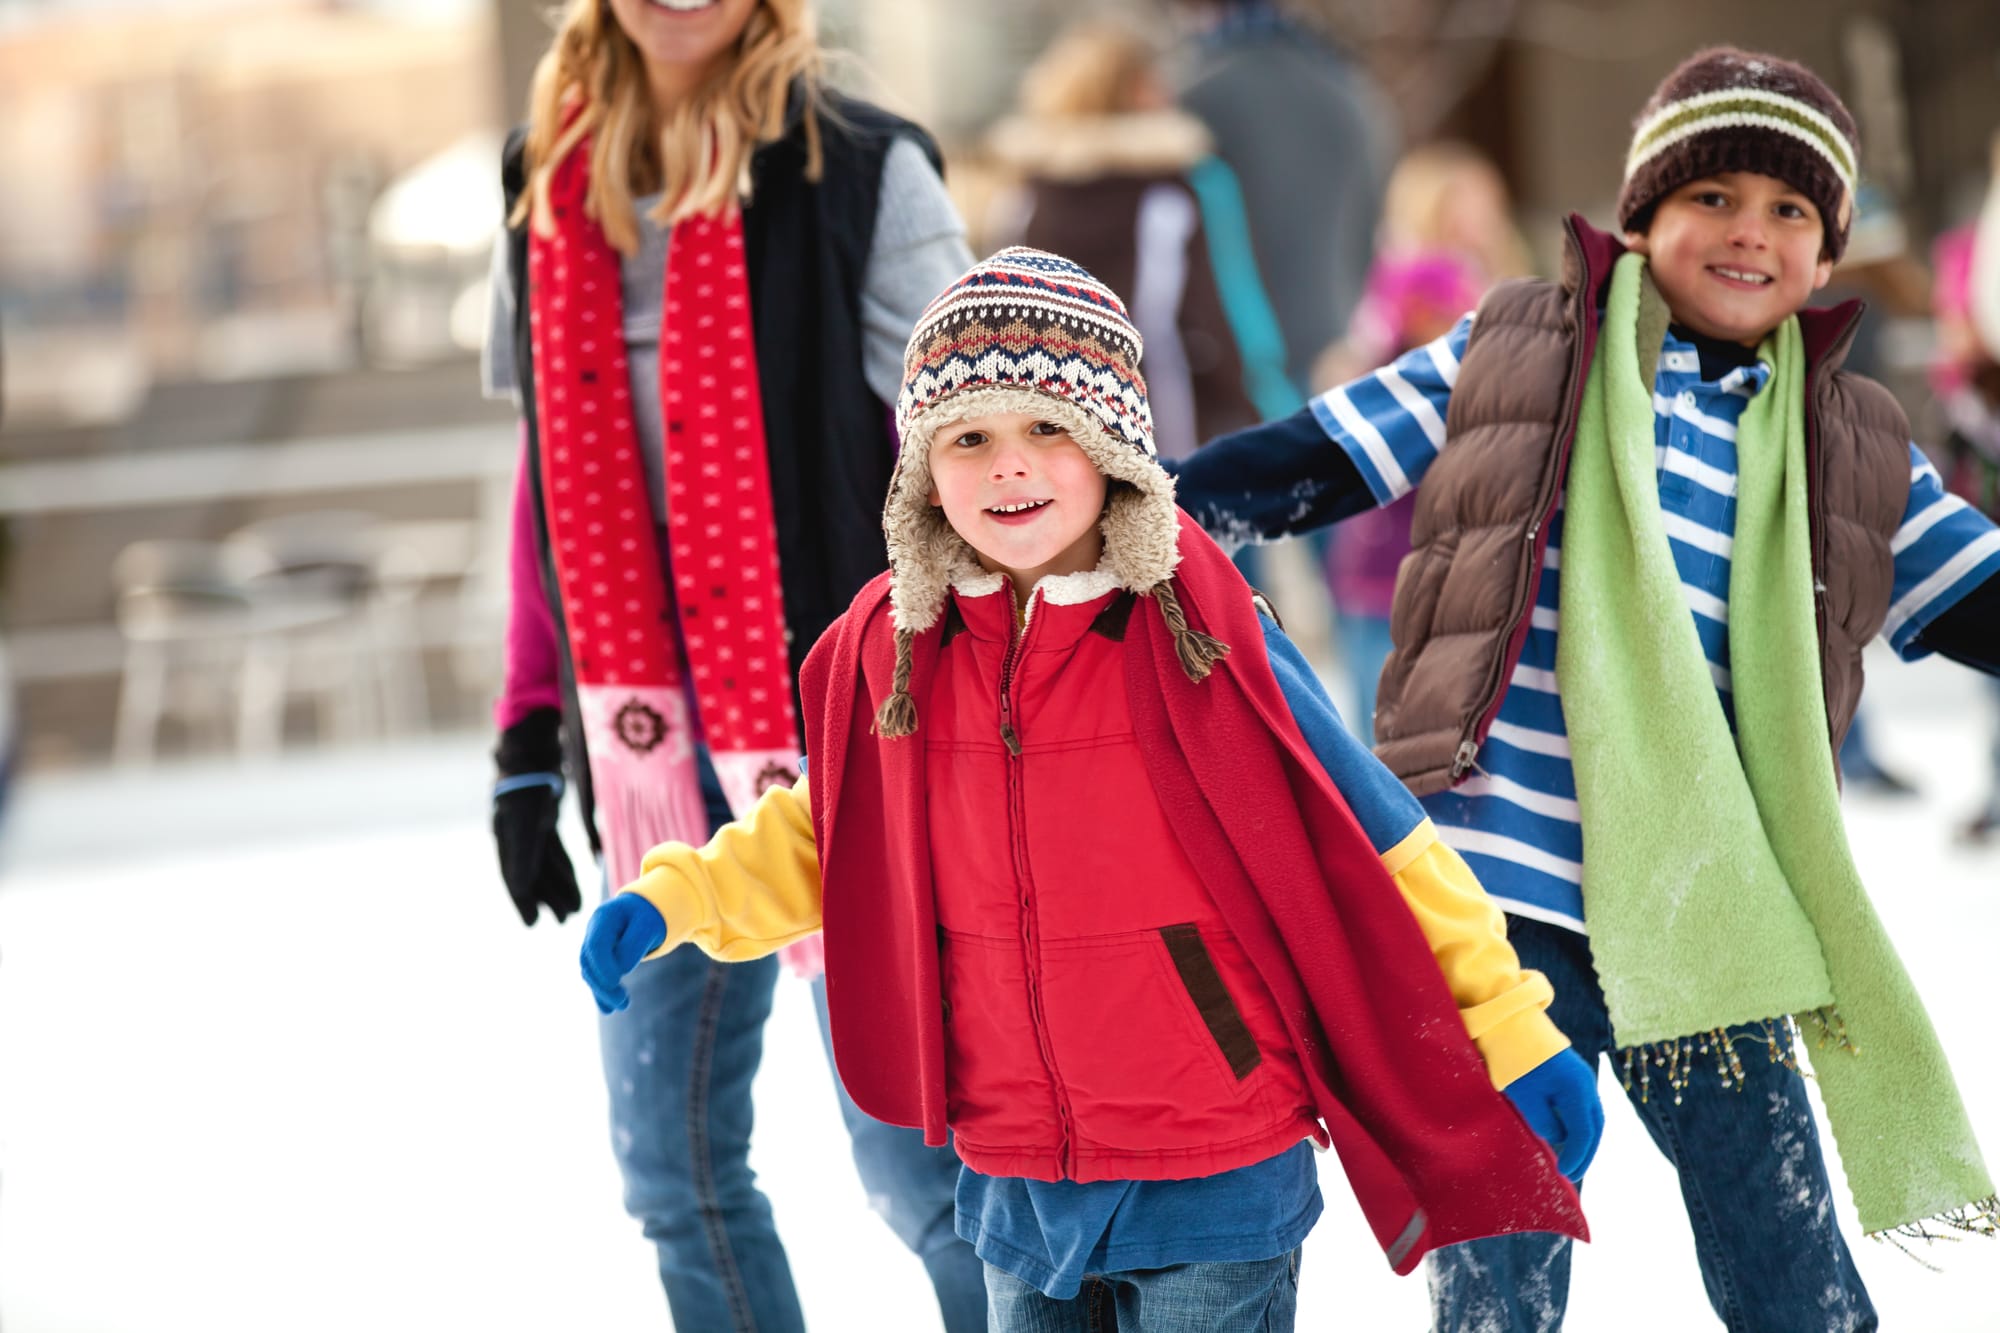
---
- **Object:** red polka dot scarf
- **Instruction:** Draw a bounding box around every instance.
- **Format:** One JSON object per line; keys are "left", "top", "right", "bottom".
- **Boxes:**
{"left": 527, "top": 141, "right": 801, "bottom": 886}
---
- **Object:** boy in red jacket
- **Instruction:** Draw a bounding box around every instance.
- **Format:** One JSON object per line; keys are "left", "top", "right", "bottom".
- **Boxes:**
{"left": 579, "top": 249, "right": 1598, "bottom": 1328}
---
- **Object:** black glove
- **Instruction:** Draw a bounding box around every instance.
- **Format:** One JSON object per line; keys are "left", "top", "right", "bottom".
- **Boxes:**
{"left": 492, "top": 708, "right": 582, "bottom": 927}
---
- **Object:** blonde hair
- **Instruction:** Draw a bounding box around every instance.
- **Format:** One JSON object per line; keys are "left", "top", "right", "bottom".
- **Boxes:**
{"left": 1016, "top": 20, "right": 1162, "bottom": 121}
{"left": 1381, "top": 141, "right": 1531, "bottom": 280}
{"left": 512, "top": 0, "right": 826, "bottom": 254}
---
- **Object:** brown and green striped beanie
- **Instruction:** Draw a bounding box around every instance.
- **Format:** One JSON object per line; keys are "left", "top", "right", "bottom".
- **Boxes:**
{"left": 1618, "top": 47, "right": 1859, "bottom": 260}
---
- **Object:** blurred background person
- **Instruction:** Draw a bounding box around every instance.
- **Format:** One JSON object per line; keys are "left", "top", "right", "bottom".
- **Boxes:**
{"left": 1164, "top": 0, "right": 1394, "bottom": 638}
{"left": 1170, "top": 0, "right": 1396, "bottom": 394}
{"left": 984, "top": 18, "right": 1277, "bottom": 461}
{"left": 482, "top": 0, "right": 980, "bottom": 1328}
{"left": 1933, "top": 154, "right": 2000, "bottom": 841}
{"left": 1315, "top": 143, "right": 1526, "bottom": 740}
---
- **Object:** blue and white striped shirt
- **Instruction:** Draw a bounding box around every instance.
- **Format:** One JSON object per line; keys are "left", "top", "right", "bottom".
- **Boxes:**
{"left": 1314, "top": 314, "right": 2000, "bottom": 932}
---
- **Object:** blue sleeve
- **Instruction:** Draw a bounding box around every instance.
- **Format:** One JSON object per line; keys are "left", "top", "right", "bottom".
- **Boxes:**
{"left": 1881, "top": 443, "right": 2000, "bottom": 657}
{"left": 1166, "top": 315, "right": 1471, "bottom": 552}
{"left": 1261, "top": 616, "right": 1427, "bottom": 855}
{"left": 1308, "top": 315, "right": 1471, "bottom": 506}
{"left": 1167, "top": 406, "right": 1379, "bottom": 551}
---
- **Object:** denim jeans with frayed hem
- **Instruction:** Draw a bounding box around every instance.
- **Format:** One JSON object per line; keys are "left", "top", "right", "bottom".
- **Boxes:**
{"left": 1427, "top": 916, "right": 1876, "bottom": 1333}
{"left": 986, "top": 1248, "right": 1299, "bottom": 1333}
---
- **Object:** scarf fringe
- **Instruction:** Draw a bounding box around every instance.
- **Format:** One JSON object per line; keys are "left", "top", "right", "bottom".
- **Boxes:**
{"left": 1615, "top": 1013, "right": 1843, "bottom": 1106}
{"left": 1869, "top": 1196, "right": 2000, "bottom": 1270}
{"left": 599, "top": 766, "right": 711, "bottom": 889}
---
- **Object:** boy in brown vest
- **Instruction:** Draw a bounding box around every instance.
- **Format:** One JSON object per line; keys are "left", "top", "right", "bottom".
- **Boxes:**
{"left": 1172, "top": 46, "right": 2000, "bottom": 1331}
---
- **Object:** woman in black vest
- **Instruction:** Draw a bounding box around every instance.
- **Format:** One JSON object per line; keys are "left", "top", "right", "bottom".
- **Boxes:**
{"left": 480, "top": 1, "right": 980, "bottom": 1327}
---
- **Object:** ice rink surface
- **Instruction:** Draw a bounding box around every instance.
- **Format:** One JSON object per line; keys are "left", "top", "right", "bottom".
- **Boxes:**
{"left": 3, "top": 646, "right": 1997, "bottom": 1331}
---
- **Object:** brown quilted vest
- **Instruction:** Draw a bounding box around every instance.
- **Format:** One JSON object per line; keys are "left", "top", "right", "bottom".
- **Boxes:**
{"left": 1374, "top": 216, "right": 1910, "bottom": 796}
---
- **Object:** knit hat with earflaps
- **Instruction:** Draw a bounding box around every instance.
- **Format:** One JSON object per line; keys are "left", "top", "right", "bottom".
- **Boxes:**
{"left": 875, "top": 247, "right": 1224, "bottom": 736}
{"left": 1618, "top": 47, "right": 1860, "bottom": 261}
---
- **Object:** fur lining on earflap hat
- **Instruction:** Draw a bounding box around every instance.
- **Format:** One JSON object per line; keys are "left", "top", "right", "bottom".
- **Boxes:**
{"left": 874, "top": 247, "right": 1225, "bottom": 735}
{"left": 887, "top": 247, "right": 1180, "bottom": 634}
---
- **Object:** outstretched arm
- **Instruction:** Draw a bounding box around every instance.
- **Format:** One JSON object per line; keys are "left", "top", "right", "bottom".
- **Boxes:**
{"left": 1881, "top": 443, "right": 2000, "bottom": 664}
{"left": 1170, "top": 315, "right": 1473, "bottom": 550}
{"left": 1259, "top": 617, "right": 1565, "bottom": 1087}
{"left": 1262, "top": 616, "right": 1602, "bottom": 1179}
{"left": 1912, "top": 571, "right": 2000, "bottom": 675}
{"left": 625, "top": 778, "right": 824, "bottom": 963}
{"left": 1168, "top": 410, "right": 1377, "bottom": 549}
{"left": 580, "top": 778, "right": 823, "bottom": 1012}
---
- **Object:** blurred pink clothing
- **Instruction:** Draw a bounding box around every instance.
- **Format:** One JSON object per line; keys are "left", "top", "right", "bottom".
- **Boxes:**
{"left": 1327, "top": 253, "right": 1486, "bottom": 617}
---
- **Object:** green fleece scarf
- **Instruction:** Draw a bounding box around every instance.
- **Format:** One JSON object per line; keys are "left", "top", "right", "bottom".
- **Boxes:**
{"left": 1557, "top": 251, "right": 1995, "bottom": 1237}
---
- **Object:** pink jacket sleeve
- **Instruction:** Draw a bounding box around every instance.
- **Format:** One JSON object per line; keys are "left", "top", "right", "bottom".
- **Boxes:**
{"left": 494, "top": 428, "right": 565, "bottom": 732}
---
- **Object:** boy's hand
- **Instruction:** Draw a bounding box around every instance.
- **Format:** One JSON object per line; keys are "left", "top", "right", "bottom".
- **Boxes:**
{"left": 580, "top": 895, "right": 668, "bottom": 1014}
{"left": 1502, "top": 1049, "right": 1604, "bottom": 1183}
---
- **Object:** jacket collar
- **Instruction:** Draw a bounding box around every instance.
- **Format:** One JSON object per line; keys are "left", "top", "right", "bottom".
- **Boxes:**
{"left": 946, "top": 568, "right": 1127, "bottom": 650}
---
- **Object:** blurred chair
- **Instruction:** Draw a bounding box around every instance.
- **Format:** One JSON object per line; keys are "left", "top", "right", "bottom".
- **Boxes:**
{"left": 370, "top": 517, "right": 486, "bottom": 731}
{"left": 111, "top": 539, "right": 260, "bottom": 764}
{"left": 223, "top": 510, "right": 389, "bottom": 755}
{"left": 114, "top": 512, "right": 454, "bottom": 762}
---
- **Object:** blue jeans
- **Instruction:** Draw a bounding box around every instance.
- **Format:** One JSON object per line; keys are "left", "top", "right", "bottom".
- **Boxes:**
{"left": 1427, "top": 917, "right": 1876, "bottom": 1333}
{"left": 810, "top": 980, "right": 988, "bottom": 1332}
{"left": 598, "top": 747, "right": 981, "bottom": 1330}
{"left": 985, "top": 1249, "right": 1300, "bottom": 1333}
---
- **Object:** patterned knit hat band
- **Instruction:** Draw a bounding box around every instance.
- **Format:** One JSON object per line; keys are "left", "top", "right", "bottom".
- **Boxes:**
{"left": 897, "top": 247, "right": 1156, "bottom": 461}
{"left": 882, "top": 247, "right": 1182, "bottom": 640}
{"left": 1617, "top": 48, "right": 1860, "bottom": 260}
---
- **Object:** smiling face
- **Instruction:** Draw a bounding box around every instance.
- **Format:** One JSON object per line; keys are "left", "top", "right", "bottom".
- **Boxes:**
{"left": 927, "top": 411, "right": 1109, "bottom": 599}
{"left": 606, "top": 0, "right": 760, "bottom": 98}
{"left": 1625, "top": 172, "right": 1835, "bottom": 347}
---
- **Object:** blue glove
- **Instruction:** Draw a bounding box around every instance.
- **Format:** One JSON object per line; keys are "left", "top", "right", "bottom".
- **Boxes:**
{"left": 579, "top": 895, "right": 667, "bottom": 1015}
{"left": 1503, "top": 1048, "right": 1604, "bottom": 1183}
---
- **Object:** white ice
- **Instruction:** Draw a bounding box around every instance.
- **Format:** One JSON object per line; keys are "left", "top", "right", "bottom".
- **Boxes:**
{"left": 2, "top": 646, "right": 1996, "bottom": 1331}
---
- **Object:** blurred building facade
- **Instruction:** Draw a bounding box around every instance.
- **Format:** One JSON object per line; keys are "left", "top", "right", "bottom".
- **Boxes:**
{"left": 0, "top": 1, "right": 497, "bottom": 422}
{"left": 1, "top": 0, "right": 1996, "bottom": 771}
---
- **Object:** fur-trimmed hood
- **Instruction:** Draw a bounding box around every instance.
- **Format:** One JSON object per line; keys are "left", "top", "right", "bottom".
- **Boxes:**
{"left": 985, "top": 109, "right": 1211, "bottom": 183}
{"left": 878, "top": 247, "right": 1226, "bottom": 734}
{"left": 883, "top": 385, "right": 1181, "bottom": 636}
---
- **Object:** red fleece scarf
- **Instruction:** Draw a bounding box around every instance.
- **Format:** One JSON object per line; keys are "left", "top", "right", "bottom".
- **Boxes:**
{"left": 799, "top": 512, "right": 1587, "bottom": 1275}
{"left": 527, "top": 139, "right": 800, "bottom": 885}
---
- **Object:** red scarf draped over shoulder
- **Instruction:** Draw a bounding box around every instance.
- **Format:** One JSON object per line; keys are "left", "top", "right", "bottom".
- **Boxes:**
{"left": 800, "top": 512, "right": 1587, "bottom": 1274}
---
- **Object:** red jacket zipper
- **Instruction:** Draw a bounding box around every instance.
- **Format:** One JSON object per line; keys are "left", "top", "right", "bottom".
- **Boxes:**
{"left": 996, "top": 588, "right": 1076, "bottom": 1178}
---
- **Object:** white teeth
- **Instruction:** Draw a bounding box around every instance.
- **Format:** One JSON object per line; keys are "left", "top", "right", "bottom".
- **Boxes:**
{"left": 1714, "top": 267, "right": 1772, "bottom": 284}
{"left": 644, "top": 0, "right": 719, "bottom": 10}
{"left": 990, "top": 500, "right": 1049, "bottom": 515}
